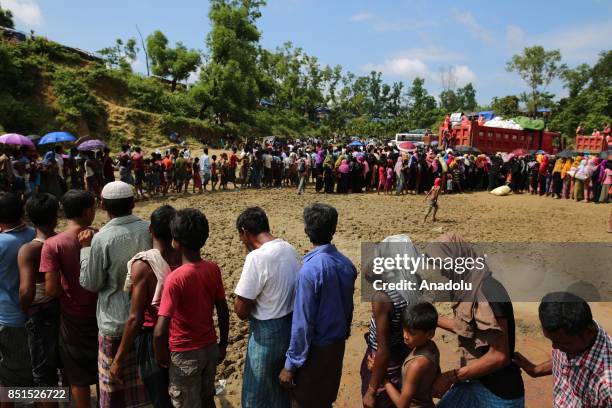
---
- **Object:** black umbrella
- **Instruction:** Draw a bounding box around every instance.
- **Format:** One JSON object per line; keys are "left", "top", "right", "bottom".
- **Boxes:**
{"left": 557, "top": 149, "right": 575, "bottom": 158}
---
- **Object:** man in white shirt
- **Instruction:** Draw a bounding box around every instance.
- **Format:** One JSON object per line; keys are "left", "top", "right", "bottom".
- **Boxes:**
{"left": 262, "top": 150, "right": 273, "bottom": 187}
{"left": 234, "top": 207, "right": 301, "bottom": 408}
{"left": 199, "top": 147, "right": 211, "bottom": 191}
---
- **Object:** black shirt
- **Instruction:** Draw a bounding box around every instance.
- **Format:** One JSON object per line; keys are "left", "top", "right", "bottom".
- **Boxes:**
{"left": 477, "top": 277, "right": 525, "bottom": 400}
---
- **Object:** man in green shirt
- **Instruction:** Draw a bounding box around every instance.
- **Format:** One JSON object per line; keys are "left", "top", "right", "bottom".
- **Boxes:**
{"left": 80, "top": 181, "right": 152, "bottom": 407}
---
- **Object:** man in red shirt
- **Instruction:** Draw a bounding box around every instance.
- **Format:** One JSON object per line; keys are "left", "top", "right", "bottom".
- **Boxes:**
{"left": 154, "top": 209, "right": 229, "bottom": 408}
{"left": 132, "top": 147, "right": 145, "bottom": 199}
{"left": 110, "top": 205, "right": 182, "bottom": 407}
{"left": 40, "top": 190, "right": 99, "bottom": 408}
{"left": 229, "top": 147, "right": 239, "bottom": 190}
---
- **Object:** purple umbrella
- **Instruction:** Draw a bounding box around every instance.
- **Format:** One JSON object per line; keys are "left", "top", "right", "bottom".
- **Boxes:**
{"left": 77, "top": 139, "right": 107, "bottom": 151}
{"left": 0, "top": 133, "right": 35, "bottom": 148}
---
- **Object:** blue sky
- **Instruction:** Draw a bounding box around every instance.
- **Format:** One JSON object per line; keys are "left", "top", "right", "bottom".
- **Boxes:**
{"left": 4, "top": 0, "right": 612, "bottom": 104}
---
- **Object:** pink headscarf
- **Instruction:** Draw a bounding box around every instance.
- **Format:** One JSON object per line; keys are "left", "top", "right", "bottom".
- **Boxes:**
{"left": 338, "top": 159, "right": 349, "bottom": 174}
{"left": 394, "top": 156, "right": 403, "bottom": 176}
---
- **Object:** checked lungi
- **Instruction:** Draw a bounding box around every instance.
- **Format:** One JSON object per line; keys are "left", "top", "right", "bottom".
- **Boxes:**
{"left": 242, "top": 314, "right": 292, "bottom": 408}
{"left": 98, "top": 334, "right": 150, "bottom": 408}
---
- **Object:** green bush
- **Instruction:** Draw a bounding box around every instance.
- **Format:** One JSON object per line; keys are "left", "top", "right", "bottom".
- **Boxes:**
{"left": 52, "top": 68, "right": 106, "bottom": 131}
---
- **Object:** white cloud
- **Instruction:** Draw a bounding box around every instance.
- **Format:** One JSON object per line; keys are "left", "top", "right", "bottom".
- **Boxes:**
{"left": 505, "top": 24, "right": 526, "bottom": 51}
{"left": 534, "top": 22, "right": 612, "bottom": 63}
{"left": 3, "top": 0, "right": 43, "bottom": 28}
{"left": 350, "top": 12, "right": 374, "bottom": 22}
{"left": 453, "top": 65, "right": 476, "bottom": 86}
{"left": 350, "top": 11, "right": 437, "bottom": 32}
{"left": 393, "top": 46, "right": 466, "bottom": 63}
{"left": 363, "top": 57, "right": 429, "bottom": 79}
{"left": 452, "top": 9, "right": 493, "bottom": 43}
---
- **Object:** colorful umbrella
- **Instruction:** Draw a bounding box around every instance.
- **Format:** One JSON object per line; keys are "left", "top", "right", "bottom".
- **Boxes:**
{"left": 0, "top": 133, "right": 35, "bottom": 148}
{"left": 77, "top": 139, "right": 107, "bottom": 151}
{"left": 512, "top": 148, "right": 528, "bottom": 156}
{"left": 398, "top": 141, "right": 416, "bottom": 152}
{"left": 39, "top": 131, "right": 77, "bottom": 145}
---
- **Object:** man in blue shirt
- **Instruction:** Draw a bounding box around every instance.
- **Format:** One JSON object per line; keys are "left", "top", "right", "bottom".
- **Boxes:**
{"left": 0, "top": 192, "right": 36, "bottom": 387}
{"left": 279, "top": 203, "right": 357, "bottom": 408}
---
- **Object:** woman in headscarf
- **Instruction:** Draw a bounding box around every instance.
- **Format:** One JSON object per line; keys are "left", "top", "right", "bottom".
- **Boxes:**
{"left": 394, "top": 155, "right": 405, "bottom": 195}
{"left": 426, "top": 233, "right": 525, "bottom": 408}
{"left": 551, "top": 157, "right": 563, "bottom": 198}
{"left": 361, "top": 235, "right": 422, "bottom": 408}
{"left": 337, "top": 159, "right": 349, "bottom": 193}
{"left": 323, "top": 154, "right": 335, "bottom": 194}
{"left": 537, "top": 155, "right": 549, "bottom": 196}
{"left": 573, "top": 159, "right": 588, "bottom": 202}
{"left": 582, "top": 158, "right": 596, "bottom": 202}
{"left": 598, "top": 159, "right": 612, "bottom": 203}
{"left": 569, "top": 156, "right": 582, "bottom": 199}
{"left": 561, "top": 158, "right": 573, "bottom": 199}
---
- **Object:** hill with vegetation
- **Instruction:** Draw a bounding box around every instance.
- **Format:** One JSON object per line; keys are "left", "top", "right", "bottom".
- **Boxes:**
{"left": 0, "top": 0, "right": 610, "bottom": 149}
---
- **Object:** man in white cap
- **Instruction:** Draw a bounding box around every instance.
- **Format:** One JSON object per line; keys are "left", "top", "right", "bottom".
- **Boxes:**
{"left": 80, "top": 181, "right": 152, "bottom": 407}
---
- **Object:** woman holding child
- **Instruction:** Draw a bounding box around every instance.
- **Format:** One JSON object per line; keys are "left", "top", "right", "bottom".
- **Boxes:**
{"left": 426, "top": 233, "right": 525, "bottom": 408}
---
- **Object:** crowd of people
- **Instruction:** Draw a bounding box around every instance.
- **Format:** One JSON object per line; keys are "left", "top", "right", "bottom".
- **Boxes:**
{"left": 1, "top": 139, "right": 611, "bottom": 207}
{"left": 0, "top": 183, "right": 610, "bottom": 408}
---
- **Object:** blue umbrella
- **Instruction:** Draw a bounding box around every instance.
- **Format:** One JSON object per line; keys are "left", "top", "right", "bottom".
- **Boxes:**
{"left": 39, "top": 131, "right": 77, "bottom": 145}
{"left": 349, "top": 140, "right": 364, "bottom": 147}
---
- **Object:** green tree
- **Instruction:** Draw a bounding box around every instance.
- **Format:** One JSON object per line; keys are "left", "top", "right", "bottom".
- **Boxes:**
{"left": 406, "top": 77, "right": 438, "bottom": 128}
{"left": 551, "top": 51, "right": 612, "bottom": 141}
{"left": 146, "top": 30, "right": 201, "bottom": 91}
{"left": 0, "top": 2, "right": 14, "bottom": 28}
{"left": 506, "top": 46, "right": 566, "bottom": 116}
{"left": 456, "top": 83, "right": 477, "bottom": 111}
{"left": 195, "top": 0, "right": 265, "bottom": 127}
{"left": 439, "top": 89, "right": 458, "bottom": 112}
{"left": 98, "top": 38, "right": 139, "bottom": 72}
{"left": 562, "top": 63, "right": 591, "bottom": 98}
{"left": 490, "top": 95, "right": 520, "bottom": 117}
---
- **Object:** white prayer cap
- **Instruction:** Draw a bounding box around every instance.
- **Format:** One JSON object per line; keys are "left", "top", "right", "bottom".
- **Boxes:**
{"left": 101, "top": 181, "right": 134, "bottom": 200}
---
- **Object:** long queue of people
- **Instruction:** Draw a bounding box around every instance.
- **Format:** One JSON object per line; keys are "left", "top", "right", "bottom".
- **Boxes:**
{"left": 0, "top": 184, "right": 610, "bottom": 408}
{"left": 1, "top": 140, "right": 611, "bottom": 205}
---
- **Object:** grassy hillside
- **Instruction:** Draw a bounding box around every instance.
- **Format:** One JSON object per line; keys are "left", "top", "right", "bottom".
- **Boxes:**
{"left": 0, "top": 36, "right": 222, "bottom": 150}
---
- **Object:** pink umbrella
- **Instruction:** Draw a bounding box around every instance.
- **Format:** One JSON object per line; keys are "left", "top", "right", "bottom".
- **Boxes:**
{"left": 398, "top": 141, "right": 416, "bottom": 152}
{"left": 0, "top": 133, "right": 35, "bottom": 148}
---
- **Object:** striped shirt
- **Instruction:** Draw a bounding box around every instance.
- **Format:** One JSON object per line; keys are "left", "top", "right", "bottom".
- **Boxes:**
{"left": 367, "top": 289, "right": 408, "bottom": 351}
{"left": 552, "top": 322, "right": 611, "bottom": 408}
{"left": 80, "top": 215, "right": 151, "bottom": 337}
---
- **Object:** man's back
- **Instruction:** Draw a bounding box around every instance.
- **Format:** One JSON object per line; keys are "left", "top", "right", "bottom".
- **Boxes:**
{"left": 235, "top": 239, "right": 300, "bottom": 321}
{"left": 159, "top": 260, "right": 225, "bottom": 352}
{"left": 300, "top": 244, "right": 356, "bottom": 345}
{"left": 80, "top": 215, "right": 151, "bottom": 336}
{"left": 0, "top": 227, "right": 36, "bottom": 327}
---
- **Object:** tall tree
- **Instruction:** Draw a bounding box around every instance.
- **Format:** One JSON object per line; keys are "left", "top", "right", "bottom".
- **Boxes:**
{"left": 406, "top": 77, "right": 438, "bottom": 128}
{"left": 456, "top": 83, "right": 477, "bottom": 111}
{"left": 98, "top": 38, "right": 139, "bottom": 72}
{"left": 195, "top": 0, "right": 265, "bottom": 126}
{"left": 146, "top": 30, "right": 201, "bottom": 91}
{"left": 490, "top": 95, "right": 520, "bottom": 117}
{"left": 439, "top": 89, "right": 458, "bottom": 112}
{"left": 0, "top": 2, "right": 14, "bottom": 28}
{"left": 506, "top": 46, "right": 566, "bottom": 116}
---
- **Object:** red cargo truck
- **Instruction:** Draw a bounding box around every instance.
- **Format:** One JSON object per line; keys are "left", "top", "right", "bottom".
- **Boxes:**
{"left": 574, "top": 134, "right": 607, "bottom": 153}
{"left": 438, "top": 120, "right": 560, "bottom": 154}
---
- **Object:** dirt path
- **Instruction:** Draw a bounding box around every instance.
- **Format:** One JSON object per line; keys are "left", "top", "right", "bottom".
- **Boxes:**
{"left": 94, "top": 186, "right": 612, "bottom": 407}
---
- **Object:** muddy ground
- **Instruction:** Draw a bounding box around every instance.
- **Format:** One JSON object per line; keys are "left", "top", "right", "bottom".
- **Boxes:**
{"left": 89, "top": 181, "right": 611, "bottom": 407}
